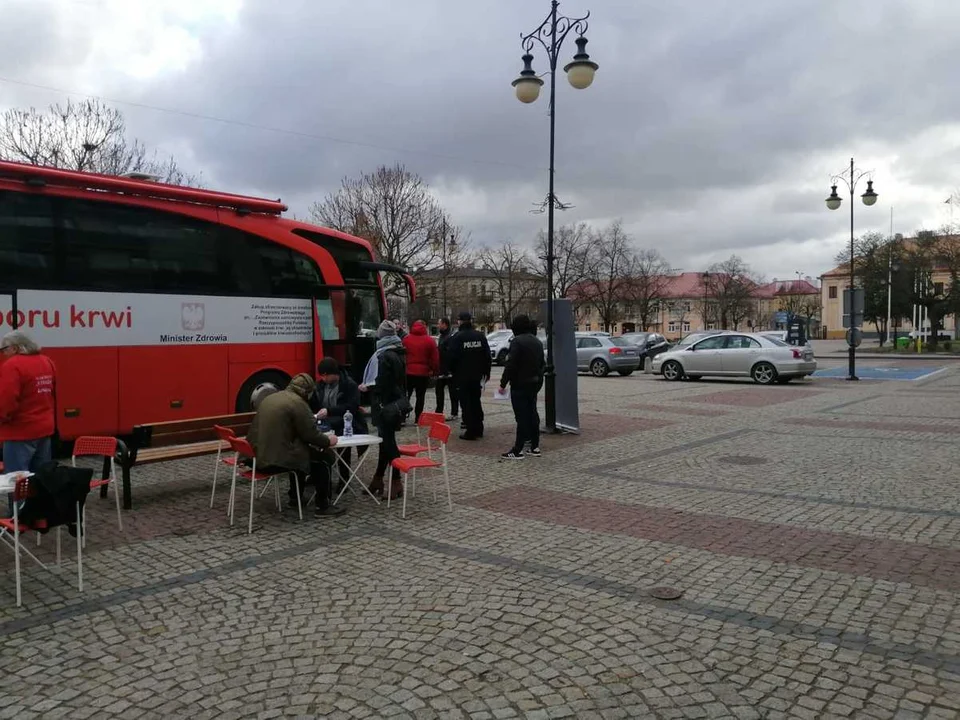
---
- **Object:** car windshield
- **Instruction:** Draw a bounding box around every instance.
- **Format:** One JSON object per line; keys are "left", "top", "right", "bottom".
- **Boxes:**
{"left": 676, "top": 333, "right": 708, "bottom": 347}
{"left": 487, "top": 331, "right": 511, "bottom": 340}
{"left": 623, "top": 333, "right": 649, "bottom": 343}
{"left": 766, "top": 337, "right": 790, "bottom": 346}
{"left": 610, "top": 337, "right": 631, "bottom": 347}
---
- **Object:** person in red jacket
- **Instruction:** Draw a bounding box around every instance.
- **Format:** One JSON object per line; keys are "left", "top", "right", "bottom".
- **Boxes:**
{"left": 402, "top": 320, "right": 439, "bottom": 423}
{"left": 0, "top": 331, "right": 57, "bottom": 514}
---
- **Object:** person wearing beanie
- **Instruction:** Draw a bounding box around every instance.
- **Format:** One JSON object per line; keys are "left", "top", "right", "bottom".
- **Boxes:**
{"left": 247, "top": 372, "right": 343, "bottom": 518}
{"left": 447, "top": 311, "right": 491, "bottom": 440}
{"left": 434, "top": 317, "right": 459, "bottom": 420}
{"left": 359, "top": 321, "right": 408, "bottom": 499}
{"left": 402, "top": 320, "right": 439, "bottom": 423}
{"left": 499, "top": 314, "right": 545, "bottom": 460}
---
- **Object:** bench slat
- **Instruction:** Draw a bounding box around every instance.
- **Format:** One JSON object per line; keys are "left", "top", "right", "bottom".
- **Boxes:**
{"left": 148, "top": 425, "right": 251, "bottom": 449}
{"left": 136, "top": 440, "right": 230, "bottom": 464}
{"left": 137, "top": 412, "right": 254, "bottom": 436}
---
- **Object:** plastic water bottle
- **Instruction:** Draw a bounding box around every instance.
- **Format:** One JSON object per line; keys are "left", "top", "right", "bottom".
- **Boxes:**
{"left": 343, "top": 409, "right": 354, "bottom": 437}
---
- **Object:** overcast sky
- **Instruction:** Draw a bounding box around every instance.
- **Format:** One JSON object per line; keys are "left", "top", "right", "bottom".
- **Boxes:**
{"left": 2, "top": 0, "right": 958, "bottom": 281}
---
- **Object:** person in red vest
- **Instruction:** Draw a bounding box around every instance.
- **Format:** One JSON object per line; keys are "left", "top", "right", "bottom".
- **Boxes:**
{"left": 0, "top": 331, "right": 57, "bottom": 514}
{"left": 402, "top": 320, "right": 439, "bottom": 423}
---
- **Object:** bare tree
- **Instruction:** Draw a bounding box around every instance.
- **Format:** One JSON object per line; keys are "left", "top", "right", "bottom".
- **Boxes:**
{"left": 310, "top": 164, "right": 447, "bottom": 295}
{"left": 535, "top": 222, "right": 593, "bottom": 299}
{"left": 622, "top": 248, "right": 670, "bottom": 331}
{"left": 478, "top": 241, "right": 542, "bottom": 324}
{"left": 0, "top": 99, "right": 198, "bottom": 185}
{"left": 580, "top": 220, "right": 639, "bottom": 332}
{"left": 702, "top": 255, "right": 758, "bottom": 329}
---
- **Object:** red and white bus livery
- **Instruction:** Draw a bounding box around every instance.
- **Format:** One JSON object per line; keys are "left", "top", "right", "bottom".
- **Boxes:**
{"left": 0, "top": 160, "right": 414, "bottom": 443}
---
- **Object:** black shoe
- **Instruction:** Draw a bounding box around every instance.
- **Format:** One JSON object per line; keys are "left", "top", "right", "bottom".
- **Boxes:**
{"left": 527, "top": 447, "right": 542, "bottom": 458}
{"left": 315, "top": 505, "right": 346, "bottom": 518}
{"left": 500, "top": 450, "right": 524, "bottom": 460}
{"left": 459, "top": 433, "right": 480, "bottom": 441}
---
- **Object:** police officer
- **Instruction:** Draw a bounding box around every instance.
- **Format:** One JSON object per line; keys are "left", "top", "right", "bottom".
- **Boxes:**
{"left": 447, "top": 311, "right": 491, "bottom": 440}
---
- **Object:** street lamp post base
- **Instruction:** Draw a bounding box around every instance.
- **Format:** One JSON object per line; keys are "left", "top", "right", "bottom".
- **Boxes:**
{"left": 846, "top": 375, "right": 860, "bottom": 382}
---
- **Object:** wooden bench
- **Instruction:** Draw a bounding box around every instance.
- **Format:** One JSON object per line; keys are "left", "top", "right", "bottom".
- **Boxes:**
{"left": 117, "top": 412, "right": 254, "bottom": 509}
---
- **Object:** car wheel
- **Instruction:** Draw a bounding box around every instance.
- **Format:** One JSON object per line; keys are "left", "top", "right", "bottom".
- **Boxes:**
{"left": 617, "top": 370, "right": 634, "bottom": 376}
{"left": 751, "top": 362, "right": 778, "bottom": 385}
{"left": 496, "top": 349, "right": 508, "bottom": 365}
{"left": 590, "top": 359, "right": 610, "bottom": 377}
{"left": 661, "top": 360, "right": 684, "bottom": 381}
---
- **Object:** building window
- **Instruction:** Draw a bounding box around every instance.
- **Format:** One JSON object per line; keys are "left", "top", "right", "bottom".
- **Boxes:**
{"left": 683, "top": 321, "right": 690, "bottom": 332}
{"left": 667, "top": 321, "right": 677, "bottom": 333}
{"left": 935, "top": 282, "right": 945, "bottom": 296}
{"left": 684, "top": 302, "right": 691, "bottom": 312}
{"left": 828, "top": 286, "right": 837, "bottom": 299}
{"left": 585, "top": 323, "right": 592, "bottom": 331}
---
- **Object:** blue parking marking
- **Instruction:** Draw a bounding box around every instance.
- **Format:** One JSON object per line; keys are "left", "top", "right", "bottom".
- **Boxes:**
{"left": 813, "top": 365, "right": 945, "bottom": 381}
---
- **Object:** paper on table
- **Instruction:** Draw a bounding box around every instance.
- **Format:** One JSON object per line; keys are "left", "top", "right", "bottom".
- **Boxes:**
{"left": 492, "top": 386, "right": 510, "bottom": 401}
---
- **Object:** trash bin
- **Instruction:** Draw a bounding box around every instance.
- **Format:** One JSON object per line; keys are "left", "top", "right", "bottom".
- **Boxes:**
{"left": 896, "top": 337, "right": 910, "bottom": 349}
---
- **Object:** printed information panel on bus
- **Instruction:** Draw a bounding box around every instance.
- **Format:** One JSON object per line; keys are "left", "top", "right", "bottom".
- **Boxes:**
{"left": 0, "top": 290, "right": 313, "bottom": 347}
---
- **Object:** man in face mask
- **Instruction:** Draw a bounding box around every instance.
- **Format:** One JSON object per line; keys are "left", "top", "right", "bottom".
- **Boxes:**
{"left": 310, "top": 357, "right": 368, "bottom": 490}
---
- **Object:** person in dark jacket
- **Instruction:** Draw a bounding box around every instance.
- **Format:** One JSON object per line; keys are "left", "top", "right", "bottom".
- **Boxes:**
{"left": 247, "top": 373, "right": 343, "bottom": 518}
{"left": 499, "top": 315, "right": 545, "bottom": 460}
{"left": 360, "top": 321, "right": 407, "bottom": 499}
{"left": 310, "top": 357, "right": 369, "bottom": 489}
{"left": 434, "top": 318, "right": 459, "bottom": 420}
{"left": 447, "top": 311, "right": 491, "bottom": 440}
{"left": 403, "top": 319, "right": 439, "bottom": 423}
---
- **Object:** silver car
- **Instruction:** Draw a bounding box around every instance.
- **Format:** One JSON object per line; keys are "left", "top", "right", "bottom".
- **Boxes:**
{"left": 575, "top": 334, "right": 641, "bottom": 377}
{"left": 651, "top": 331, "right": 817, "bottom": 384}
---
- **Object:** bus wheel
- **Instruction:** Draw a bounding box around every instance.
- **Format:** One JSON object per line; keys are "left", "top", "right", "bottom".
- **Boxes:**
{"left": 236, "top": 371, "right": 290, "bottom": 413}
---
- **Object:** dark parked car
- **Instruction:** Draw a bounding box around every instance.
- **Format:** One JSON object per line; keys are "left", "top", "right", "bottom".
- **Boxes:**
{"left": 620, "top": 332, "right": 671, "bottom": 363}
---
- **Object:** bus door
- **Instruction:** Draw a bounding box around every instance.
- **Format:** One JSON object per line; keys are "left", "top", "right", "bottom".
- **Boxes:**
{"left": 313, "top": 286, "right": 382, "bottom": 385}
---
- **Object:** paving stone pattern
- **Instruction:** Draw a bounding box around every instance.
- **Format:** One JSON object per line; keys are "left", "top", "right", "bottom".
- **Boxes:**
{"left": 2, "top": 356, "right": 960, "bottom": 718}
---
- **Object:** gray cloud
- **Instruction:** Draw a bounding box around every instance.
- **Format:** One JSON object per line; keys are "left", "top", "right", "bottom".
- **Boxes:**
{"left": 3, "top": 0, "right": 959, "bottom": 278}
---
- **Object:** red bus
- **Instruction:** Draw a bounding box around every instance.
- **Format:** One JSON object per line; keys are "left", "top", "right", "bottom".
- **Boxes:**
{"left": 0, "top": 160, "right": 414, "bottom": 443}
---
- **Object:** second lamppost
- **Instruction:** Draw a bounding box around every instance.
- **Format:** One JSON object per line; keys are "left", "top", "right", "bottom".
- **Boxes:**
{"left": 825, "top": 157, "right": 878, "bottom": 381}
{"left": 512, "top": 0, "right": 598, "bottom": 431}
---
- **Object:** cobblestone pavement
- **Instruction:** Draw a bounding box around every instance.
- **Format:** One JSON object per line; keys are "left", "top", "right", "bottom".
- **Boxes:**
{"left": 2, "top": 355, "right": 960, "bottom": 718}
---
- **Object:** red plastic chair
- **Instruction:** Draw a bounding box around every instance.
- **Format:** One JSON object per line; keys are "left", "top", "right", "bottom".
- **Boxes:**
{"left": 72, "top": 436, "right": 121, "bottom": 548}
{"left": 397, "top": 411, "right": 444, "bottom": 459}
{"left": 226, "top": 436, "right": 295, "bottom": 534}
{"left": 0, "top": 474, "right": 82, "bottom": 606}
{"left": 211, "top": 424, "right": 238, "bottom": 511}
{"left": 388, "top": 422, "right": 452, "bottom": 519}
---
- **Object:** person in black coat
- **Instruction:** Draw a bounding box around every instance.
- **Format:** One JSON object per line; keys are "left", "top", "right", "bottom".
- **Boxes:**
{"left": 359, "top": 321, "right": 408, "bottom": 498}
{"left": 447, "top": 311, "right": 491, "bottom": 440}
{"left": 311, "top": 357, "right": 369, "bottom": 492}
{"left": 434, "top": 317, "right": 459, "bottom": 420}
{"left": 499, "top": 314, "right": 545, "bottom": 460}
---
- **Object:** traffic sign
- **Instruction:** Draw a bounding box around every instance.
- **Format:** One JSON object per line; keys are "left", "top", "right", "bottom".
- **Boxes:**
{"left": 846, "top": 327, "right": 863, "bottom": 348}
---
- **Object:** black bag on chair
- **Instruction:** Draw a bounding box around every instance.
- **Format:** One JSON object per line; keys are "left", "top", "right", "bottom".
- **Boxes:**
{"left": 19, "top": 461, "right": 93, "bottom": 536}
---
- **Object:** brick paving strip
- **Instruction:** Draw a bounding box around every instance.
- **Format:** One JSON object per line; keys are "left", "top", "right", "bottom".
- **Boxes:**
{"left": 464, "top": 486, "right": 960, "bottom": 592}
{"left": 584, "top": 464, "right": 960, "bottom": 517}
{"left": 785, "top": 417, "right": 960, "bottom": 434}
{"left": 2, "top": 524, "right": 959, "bottom": 678}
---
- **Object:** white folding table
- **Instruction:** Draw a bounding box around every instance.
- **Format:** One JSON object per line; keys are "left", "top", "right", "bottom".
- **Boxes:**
{"left": 330, "top": 434, "right": 383, "bottom": 506}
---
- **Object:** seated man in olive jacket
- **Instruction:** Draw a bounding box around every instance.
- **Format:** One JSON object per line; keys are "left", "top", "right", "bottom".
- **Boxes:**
{"left": 247, "top": 372, "right": 344, "bottom": 518}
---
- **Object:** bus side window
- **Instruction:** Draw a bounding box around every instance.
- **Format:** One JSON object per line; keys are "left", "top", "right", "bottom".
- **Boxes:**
{"left": 56, "top": 197, "right": 226, "bottom": 295}
{"left": 0, "top": 191, "right": 57, "bottom": 289}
